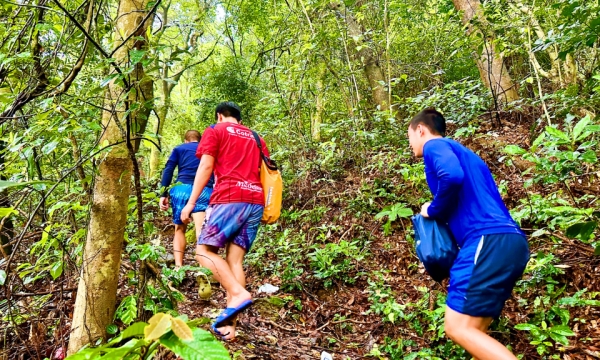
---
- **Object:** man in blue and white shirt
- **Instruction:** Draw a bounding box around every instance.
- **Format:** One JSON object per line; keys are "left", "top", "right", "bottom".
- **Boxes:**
{"left": 160, "top": 130, "right": 214, "bottom": 268}
{"left": 407, "top": 109, "right": 529, "bottom": 360}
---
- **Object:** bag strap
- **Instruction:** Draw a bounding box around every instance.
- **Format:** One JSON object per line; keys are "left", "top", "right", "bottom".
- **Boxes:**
{"left": 251, "top": 130, "right": 278, "bottom": 171}
{"left": 251, "top": 130, "right": 264, "bottom": 169}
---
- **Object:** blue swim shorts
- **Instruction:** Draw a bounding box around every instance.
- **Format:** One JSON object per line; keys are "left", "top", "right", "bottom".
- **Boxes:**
{"left": 197, "top": 203, "right": 264, "bottom": 252}
{"left": 446, "top": 233, "right": 530, "bottom": 318}
{"left": 170, "top": 184, "right": 213, "bottom": 225}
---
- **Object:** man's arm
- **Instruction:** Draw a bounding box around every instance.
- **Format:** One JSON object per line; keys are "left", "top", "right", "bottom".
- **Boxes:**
{"left": 179, "top": 154, "right": 215, "bottom": 224}
{"left": 423, "top": 141, "right": 464, "bottom": 218}
{"left": 159, "top": 149, "right": 179, "bottom": 210}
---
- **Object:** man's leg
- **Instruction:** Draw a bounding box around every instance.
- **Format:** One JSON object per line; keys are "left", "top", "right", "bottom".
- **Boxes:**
{"left": 173, "top": 224, "right": 187, "bottom": 268}
{"left": 191, "top": 211, "right": 206, "bottom": 240}
{"left": 195, "top": 244, "right": 251, "bottom": 307}
{"left": 444, "top": 307, "right": 515, "bottom": 360}
{"left": 216, "top": 242, "right": 247, "bottom": 340}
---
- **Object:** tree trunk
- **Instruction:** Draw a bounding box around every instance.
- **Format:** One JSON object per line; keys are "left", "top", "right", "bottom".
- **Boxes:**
{"left": 311, "top": 63, "right": 326, "bottom": 142}
{"left": 149, "top": 102, "right": 168, "bottom": 178}
{"left": 68, "top": 0, "right": 152, "bottom": 354}
{"left": 452, "top": 0, "right": 519, "bottom": 103}
{"left": 330, "top": 2, "right": 390, "bottom": 112}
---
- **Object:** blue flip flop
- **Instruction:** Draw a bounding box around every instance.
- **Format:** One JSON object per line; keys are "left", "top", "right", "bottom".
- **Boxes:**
{"left": 213, "top": 299, "right": 253, "bottom": 328}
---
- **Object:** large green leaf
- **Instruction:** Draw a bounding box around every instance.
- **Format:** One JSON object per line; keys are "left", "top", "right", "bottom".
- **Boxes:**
{"left": 572, "top": 115, "right": 591, "bottom": 141}
{"left": 0, "top": 180, "right": 54, "bottom": 191}
{"left": 545, "top": 126, "right": 570, "bottom": 142}
{"left": 565, "top": 221, "right": 597, "bottom": 241}
{"left": 0, "top": 208, "right": 17, "bottom": 217}
{"left": 159, "top": 328, "right": 230, "bottom": 360}
{"left": 515, "top": 323, "right": 538, "bottom": 331}
{"left": 121, "top": 322, "right": 148, "bottom": 339}
{"left": 504, "top": 145, "right": 527, "bottom": 155}
{"left": 549, "top": 325, "right": 576, "bottom": 337}
{"left": 50, "top": 260, "right": 63, "bottom": 280}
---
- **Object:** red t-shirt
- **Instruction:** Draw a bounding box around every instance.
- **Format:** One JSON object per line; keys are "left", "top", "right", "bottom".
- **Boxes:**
{"left": 196, "top": 122, "right": 270, "bottom": 205}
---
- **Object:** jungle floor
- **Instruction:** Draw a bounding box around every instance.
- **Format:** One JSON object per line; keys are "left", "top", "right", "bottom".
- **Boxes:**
{"left": 2, "top": 112, "right": 600, "bottom": 360}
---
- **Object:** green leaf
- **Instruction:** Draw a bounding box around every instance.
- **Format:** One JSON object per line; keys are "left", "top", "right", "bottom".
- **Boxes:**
{"left": 159, "top": 327, "right": 230, "bottom": 360}
{"left": 186, "top": 317, "right": 211, "bottom": 328}
{"left": 267, "top": 296, "right": 286, "bottom": 307}
{"left": 0, "top": 208, "right": 17, "bottom": 217}
{"left": 549, "top": 324, "right": 575, "bottom": 337}
{"left": 504, "top": 145, "right": 527, "bottom": 155}
{"left": 107, "top": 324, "right": 119, "bottom": 335}
{"left": 0, "top": 180, "right": 54, "bottom": 191}
{"left": 121, "top": 322, "right": 148, "bottom": 339}
{"left": 395, "top": 207, "right": 413, "bottom": 218}
{"left": 0, "top": 270, "right": 6, "bottom": 286}
{"left": 50, "top": 260, "right": 63, "bottom": 280}
{"left": 565, "top": 221, "right": 597, "bottom": 241}
{"left": 129, "top": 49, "right": 147, "bottom": 65}
{"left": 549, "top": 332, "right": 569, "bottom": 346}
{"left": 531, "top": 132, "right": 546, "bottom": 151}
{"left": 101, "top": 339, "right": 142, "bottom": 359}
{"left": 41, "top": 141, "right": 59, "bottom": 155}
{"left": 572, "top": 115, "right": 591, "bottom": 141}
{"left": 374, "top": 210, "right": 390, "bottom": 220}
{"left": 545, "top": 126, "right": 570, "bottom": 142}
{"left": 515, "top": 323, "right": 538, "bottom": 331}
{"left": 115, "top": 295, "right": 137, "bottom": 325}
{"left": 582, "top": 150, "right": 597, "bottom": 163}
{"left": 100, "top": 73, "right": 119, "bottom": 87}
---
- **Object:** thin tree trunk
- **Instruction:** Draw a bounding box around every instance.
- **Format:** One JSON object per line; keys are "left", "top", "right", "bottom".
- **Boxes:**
{"left": 68, "top": 133, "right": 89, "bottom": 193}
{"left": 149, "top": 104, "right": 167, "bottom": 178}
{"left": 68, "top": 0, "right": 152, "bottom": 354}
{"left": 330, "top": 2, "right": 391, "bottom": 112}
{"left": 452, "top": 0, "right": 519, "bottom": 103}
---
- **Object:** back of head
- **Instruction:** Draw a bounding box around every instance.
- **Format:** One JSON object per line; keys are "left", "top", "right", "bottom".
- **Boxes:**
{"left": 184, "top": 130, "right": 201, "bottom": 142}
{"left": 410, "top": 108, "right": 446, "bottom": 137}
{"left": 215, "top": 101, "right": 242, "bottom": 122}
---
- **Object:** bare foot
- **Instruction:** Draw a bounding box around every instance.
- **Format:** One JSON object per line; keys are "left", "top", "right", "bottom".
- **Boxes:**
{"left": 217, "top": 323, "right": 236, "bottom": 341}
{"left": 227, "top": 291, "right": 252, "bottom": 308}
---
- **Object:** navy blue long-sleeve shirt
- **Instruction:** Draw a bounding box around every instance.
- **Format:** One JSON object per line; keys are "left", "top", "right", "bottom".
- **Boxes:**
{"left": 424, "top": 138, "right": 523, "bottom": 247}
{"left": 160, "top": 142, "right": 214, "bottom": 196}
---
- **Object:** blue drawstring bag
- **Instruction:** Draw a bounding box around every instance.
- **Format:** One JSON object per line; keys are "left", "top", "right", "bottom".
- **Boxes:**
{"left": 411, "top": 214, "right": 459, "bottom": 282}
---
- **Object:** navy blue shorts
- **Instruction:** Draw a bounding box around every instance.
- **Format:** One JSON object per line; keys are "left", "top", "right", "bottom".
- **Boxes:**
{"left": 170, "top": 184, "right": 213, "bottom": 225}
{"left": 447, "top": 233, "right": 529, "bottom": 318}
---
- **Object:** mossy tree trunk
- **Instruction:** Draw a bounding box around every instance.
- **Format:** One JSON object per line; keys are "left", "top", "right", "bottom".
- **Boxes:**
{"left": 68, "top": 0, "right": 153, "bottom": 354}
{"left": 453, "top": 0, "right": 519, "bottom": 103}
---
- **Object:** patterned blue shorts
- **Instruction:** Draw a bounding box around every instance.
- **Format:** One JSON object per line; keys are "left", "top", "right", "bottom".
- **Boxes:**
{"left": 197, "top": 203, "right": 264, "bottom": 251}
{"left": 170, "top": 184, "right": 213, "bottom": 225}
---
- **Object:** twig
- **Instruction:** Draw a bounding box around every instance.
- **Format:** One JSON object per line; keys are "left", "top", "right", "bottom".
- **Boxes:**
{"left": 11, "top": 287, "right": 77, "bottom": 297}
{"left": 262, "top": 319, "right": 300, "bottom": 332}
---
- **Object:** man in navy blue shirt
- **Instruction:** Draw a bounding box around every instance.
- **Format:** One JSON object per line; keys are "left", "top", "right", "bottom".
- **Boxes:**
{"left": 407, "top": 109, "right": 529, "bottom": 360}
{"left": 160, "top": 130, "right": 214, "bottom": 269}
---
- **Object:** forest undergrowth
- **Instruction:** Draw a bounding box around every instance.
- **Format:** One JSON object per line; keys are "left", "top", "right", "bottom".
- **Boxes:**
{"left": 5, "top": 107, "right": 599, "bottom": 360}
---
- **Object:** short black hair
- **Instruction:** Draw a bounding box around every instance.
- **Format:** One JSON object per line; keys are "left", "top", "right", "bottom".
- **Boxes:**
{"left": 184, "top": 130, "right": 201, "bottom": 141}
{"left": 409, "top": 108, "right": 446, "bottom": 136}
{"left": 215, "top": 101, "right": 242, "bottom": 122}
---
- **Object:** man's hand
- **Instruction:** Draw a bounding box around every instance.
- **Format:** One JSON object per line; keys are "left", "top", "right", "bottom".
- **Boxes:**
{"left": 421, "top": 202, "right": 431, "bottom": 218}
{"left": 159, "top": 197, "right": 169, "bottom": 211}
{"left": 180, "top": 203, "right": 195, "bottom": 224}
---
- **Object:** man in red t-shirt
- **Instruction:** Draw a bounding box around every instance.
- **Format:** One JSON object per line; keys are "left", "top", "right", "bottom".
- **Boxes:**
{"left": 180, "top": 102, "right": 268, "bottom": 340}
